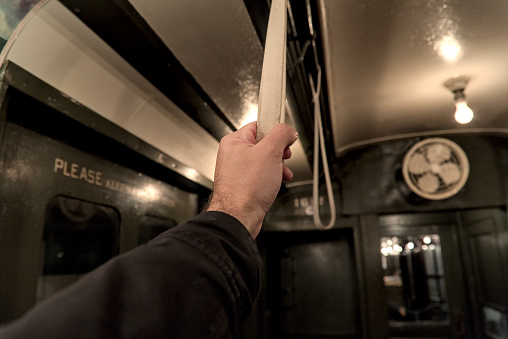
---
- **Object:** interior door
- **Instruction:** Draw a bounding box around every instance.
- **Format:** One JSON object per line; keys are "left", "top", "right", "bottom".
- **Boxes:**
{"left": 260, "top": 229, "right": 361, "bottom": 339}
{"left": 460, "top": 208, "right": 508, "bottom": 339}
{"left": 379, "top": 214, "right": 469, "bottom": 338}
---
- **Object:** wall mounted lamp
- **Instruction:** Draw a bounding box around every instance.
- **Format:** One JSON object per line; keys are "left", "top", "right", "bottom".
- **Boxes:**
{"left": 444, "top": 76, "right": 473, "bottom": 124}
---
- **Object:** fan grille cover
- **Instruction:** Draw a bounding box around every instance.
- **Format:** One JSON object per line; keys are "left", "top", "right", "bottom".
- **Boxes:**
{"left": 402, "top": 138, "right": 469, "bottom": 200}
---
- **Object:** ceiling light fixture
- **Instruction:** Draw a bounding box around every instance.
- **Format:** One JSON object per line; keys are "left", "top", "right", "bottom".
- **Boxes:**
{"left": 444, "top": 76, "right": 474, "bottom": 124}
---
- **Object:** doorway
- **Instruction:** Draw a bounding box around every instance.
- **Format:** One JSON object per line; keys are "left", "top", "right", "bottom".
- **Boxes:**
{"left": 258, "top": 229, "right": 361, "bottom": 338}
{"left": 378, "top": 213, "right": 469, "bottom": 338}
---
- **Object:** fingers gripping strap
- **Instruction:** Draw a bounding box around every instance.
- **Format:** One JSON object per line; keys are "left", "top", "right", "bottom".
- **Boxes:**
{"left": 256, "top": 0, "right": 287, "bottom": 142}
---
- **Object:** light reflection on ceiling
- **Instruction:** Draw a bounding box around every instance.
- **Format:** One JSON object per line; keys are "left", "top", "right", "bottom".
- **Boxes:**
{"left": 436, "top": 34, "right": 462, "bottom": 62}
{"left": 241, "top": 103, "right": 259, "bottom": 127}
{"left": 423, "top": 1, "right": 463, "bottom": 62}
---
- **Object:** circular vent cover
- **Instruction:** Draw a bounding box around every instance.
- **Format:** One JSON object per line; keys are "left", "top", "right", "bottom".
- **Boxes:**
{"left": 402, "top": 138, "right": 469, "bottom": 200}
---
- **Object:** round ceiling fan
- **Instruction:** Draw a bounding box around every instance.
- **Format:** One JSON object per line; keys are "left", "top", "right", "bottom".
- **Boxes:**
{"left": 402, "top": 138, "right": 469, "bottom": 200}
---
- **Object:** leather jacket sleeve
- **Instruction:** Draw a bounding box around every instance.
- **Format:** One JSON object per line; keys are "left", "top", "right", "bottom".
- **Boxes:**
{"left": 0, "top": 211, "right": 262, "bottom": 338}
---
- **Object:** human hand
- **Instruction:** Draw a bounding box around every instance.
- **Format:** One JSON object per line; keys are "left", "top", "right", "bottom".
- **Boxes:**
{"left": 207, "top": 122, "right": 298, "bottom": 238}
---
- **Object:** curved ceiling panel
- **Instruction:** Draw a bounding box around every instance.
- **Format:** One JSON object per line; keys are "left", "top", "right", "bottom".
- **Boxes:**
{"left": 319, "top": 0, "right": 508, "bottom": 154}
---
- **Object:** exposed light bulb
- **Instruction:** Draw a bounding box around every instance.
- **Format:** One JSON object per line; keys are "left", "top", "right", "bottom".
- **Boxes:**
{"left": 444, "top": 76, "right": 473, "bottom": 125}
{"left": 454, "top": 99, "right": 474, "bottom": 124}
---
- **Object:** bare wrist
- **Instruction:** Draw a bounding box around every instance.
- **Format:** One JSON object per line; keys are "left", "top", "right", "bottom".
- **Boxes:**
{"left": 206, "top": 192, "right": 259, "bottom": 238}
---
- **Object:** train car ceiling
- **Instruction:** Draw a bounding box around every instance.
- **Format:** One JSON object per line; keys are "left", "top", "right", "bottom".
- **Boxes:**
{"left": 318, "top": 0, "right": 508, "bottom": 154}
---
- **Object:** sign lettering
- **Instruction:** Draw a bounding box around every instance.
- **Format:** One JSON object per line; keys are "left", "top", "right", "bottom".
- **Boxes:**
{"left": 54, "top": 158, "right": 103, "bottom": 186}
{"left": 53, "top": 157, "right": 175, "bottom": 207}
{"left": 294, "top": 196, "right": 325, "bottom": 215}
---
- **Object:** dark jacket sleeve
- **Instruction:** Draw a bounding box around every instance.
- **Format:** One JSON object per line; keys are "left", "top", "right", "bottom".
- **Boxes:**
{"left": 0, "top": 211, "right": 262, "bottom": 339}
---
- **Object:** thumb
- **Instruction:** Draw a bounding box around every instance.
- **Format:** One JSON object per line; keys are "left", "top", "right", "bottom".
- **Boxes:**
{"left": 235, "top": 121, "right": 257, "bottom": 144}
{"left": 259, "top": 124, "right": 298, "bottom": 153}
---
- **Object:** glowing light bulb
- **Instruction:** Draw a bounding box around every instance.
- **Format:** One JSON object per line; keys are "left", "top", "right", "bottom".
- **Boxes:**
{"left": 455, "top": 100, "right": 473, "bottom": 124}
{"left": 406, "top": 242, "right": 415, "bottom": 250}
{"left": 423, "top": 236, "right": 431, "bottom": 244}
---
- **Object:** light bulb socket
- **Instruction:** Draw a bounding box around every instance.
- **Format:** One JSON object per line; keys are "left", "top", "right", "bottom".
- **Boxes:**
{"left": 453, "top": 89, "right": 466, "bottom": 102}
{"left": 444, "top": 76, "right": 470, "bottom": 92}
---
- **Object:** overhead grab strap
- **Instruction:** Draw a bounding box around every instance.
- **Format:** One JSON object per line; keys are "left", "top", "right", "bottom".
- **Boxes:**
{"left": 310, "top": 66, "right": 336, "bottom": 230}
{"left": 257, "top": 0, "right": 335, "bottom": 230}
{"left": 256, "top": 0, "right": 287, "bottom": 142}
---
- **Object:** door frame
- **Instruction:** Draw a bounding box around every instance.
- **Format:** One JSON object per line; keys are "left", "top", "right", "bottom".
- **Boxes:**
{"left": 458, "top": 208, "right": 508, "bottom": 339}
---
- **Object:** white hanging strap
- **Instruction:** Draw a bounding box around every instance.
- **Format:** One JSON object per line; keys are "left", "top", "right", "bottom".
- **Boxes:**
{"left": 310, "top": 66, "right": 336, "bottom": 230}
{"left": 256, "top": 0, "right": 287, "bottom": 142}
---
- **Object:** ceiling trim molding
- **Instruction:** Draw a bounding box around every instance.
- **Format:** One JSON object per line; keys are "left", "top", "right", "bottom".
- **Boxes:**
{"left": 336, "top": 128, "right": 508, "bottom": 155}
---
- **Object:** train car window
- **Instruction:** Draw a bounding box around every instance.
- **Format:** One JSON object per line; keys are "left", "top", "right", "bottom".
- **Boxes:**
{"left": 380, "top": 234, "right": 449, "bottom": 323}
{"left": 37, "top": 196, "right": 120, "bottom": 302}
{"left": 138, "top": 215, "right": 177, "bottom": 245}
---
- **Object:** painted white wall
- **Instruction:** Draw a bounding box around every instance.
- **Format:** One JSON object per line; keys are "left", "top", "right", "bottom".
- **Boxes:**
{"left": 3, "top": 0, "right": 218, "bottom": 182}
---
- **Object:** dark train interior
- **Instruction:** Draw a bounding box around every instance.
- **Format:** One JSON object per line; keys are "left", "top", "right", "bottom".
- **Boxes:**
{"left": 0, "top": 0, "right": 507, "bottom": 338}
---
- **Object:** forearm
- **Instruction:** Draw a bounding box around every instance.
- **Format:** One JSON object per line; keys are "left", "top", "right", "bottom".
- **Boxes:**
{"left": 0, "top": 212, "right": 262, "bottom": 339}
